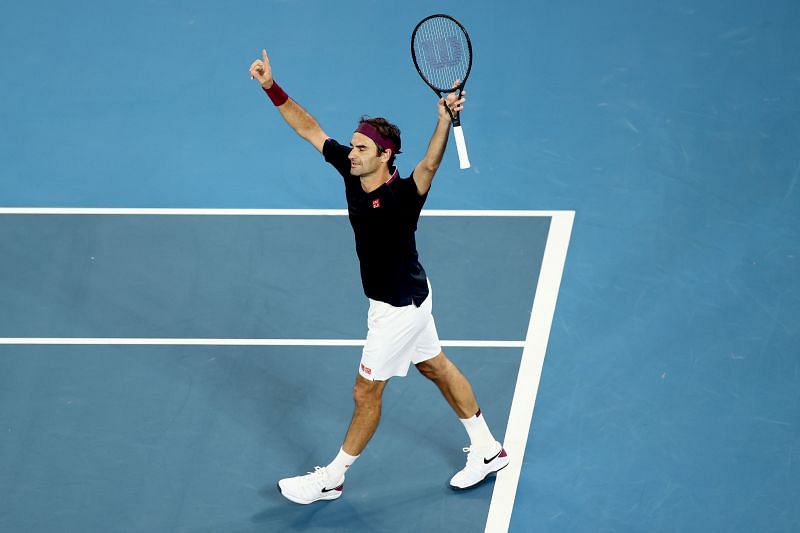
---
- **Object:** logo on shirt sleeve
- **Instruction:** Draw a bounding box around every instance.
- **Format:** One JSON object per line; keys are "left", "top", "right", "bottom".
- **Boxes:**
{"left": 372, "top": 198, "right": 381, "bottom": 209}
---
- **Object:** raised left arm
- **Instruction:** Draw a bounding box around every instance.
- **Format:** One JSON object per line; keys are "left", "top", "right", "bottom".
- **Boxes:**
{"left": 413, "top": 89, "right": 466, "bottom": 196}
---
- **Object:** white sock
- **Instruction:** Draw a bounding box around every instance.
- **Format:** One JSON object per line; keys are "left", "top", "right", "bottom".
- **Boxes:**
{"left": 460, "top": 409, "right": 496, "bottom": 449}
{"left": 326, "top": 447, "right": 359, "bottom": 482}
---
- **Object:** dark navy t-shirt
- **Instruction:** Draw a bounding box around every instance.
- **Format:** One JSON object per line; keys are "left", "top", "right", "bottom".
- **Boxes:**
{"left": 323, "top": 138, "right": 429, "bottom": 307}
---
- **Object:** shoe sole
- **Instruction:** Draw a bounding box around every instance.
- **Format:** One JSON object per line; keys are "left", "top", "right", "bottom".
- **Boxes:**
{"left": 449, "top": 459, "right": 510, "bottom": 491}
{"left": 277, "top": 481, "right": 343, "bottom": 504}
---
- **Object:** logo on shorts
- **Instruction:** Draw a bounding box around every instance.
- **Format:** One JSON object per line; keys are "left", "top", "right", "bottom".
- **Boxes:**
{"left": 360, "top": 363, "right": 372, "bottom": 375}
{"left": 372, "top": 198, "right": 381, "bottom": 209}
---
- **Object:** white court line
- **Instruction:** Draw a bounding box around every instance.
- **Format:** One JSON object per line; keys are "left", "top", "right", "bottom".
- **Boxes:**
{"left": 484, "top": 211, "right": 574, "bottom": 533}
{"left": 0, "top": 338, "right": 524, "bottom": 348}
{"left": 0, "top": 207, "right": 574, "bottom": 532}
{"left": 0, "top": 207, "right": 563, "bottom": 217}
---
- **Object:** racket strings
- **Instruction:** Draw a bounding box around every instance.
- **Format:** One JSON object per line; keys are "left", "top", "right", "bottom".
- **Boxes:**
{"left": 413, "top": 18, "right": 470, "bottom": 92}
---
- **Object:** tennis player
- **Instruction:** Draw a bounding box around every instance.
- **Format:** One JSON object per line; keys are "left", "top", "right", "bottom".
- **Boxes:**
{"left": 250, "top": 49, "right": 509, "bottom": 504}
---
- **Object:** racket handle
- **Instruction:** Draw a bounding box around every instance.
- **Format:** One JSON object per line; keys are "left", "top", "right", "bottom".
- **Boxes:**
{"left": 453, "top": 125, "right": 471, "bottom": 170}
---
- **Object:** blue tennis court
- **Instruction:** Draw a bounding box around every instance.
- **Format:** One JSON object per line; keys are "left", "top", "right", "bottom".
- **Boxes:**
{"left": 1, "top": 210, "right": 565, "bottom": 532}
{"left": 1, "top": 1, "right": 798, "bottom": 532}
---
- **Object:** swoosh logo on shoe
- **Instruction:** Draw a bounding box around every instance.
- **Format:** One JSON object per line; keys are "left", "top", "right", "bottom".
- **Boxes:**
{"left": 321, "top": 484, "right": 343, "bottom": 493}
{"left": 484, "top": 449, "right": 503, "bottom": 464}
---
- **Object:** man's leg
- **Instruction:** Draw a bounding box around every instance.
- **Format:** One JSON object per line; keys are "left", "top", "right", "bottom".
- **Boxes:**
{"left": 415, "top": 351, "right": 478, "bottom": 418}
{"left": 342, "top": 374, "right": 388, "bottom": 455}
{"left": 277, "top": 374, "right": 387, "bottom": 504}
{"left": 415, "top": 351, "right": 510, "bottom": 490}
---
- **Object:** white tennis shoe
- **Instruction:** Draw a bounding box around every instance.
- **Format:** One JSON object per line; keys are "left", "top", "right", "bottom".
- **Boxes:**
{"left": 449, "top": 441, "right": 509, "bottom": 490}
{"left": 277, "top": 466, "right": 344, "bottom": 504}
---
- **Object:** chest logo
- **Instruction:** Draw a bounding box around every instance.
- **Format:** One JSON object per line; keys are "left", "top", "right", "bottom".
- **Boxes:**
{"left": 372, "top": 198, "right": 381, "bottom": 209}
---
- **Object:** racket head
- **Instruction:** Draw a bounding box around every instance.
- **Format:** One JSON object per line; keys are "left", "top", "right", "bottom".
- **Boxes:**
{"left": 411, "top": 14, "right": 472, "bottom": 94}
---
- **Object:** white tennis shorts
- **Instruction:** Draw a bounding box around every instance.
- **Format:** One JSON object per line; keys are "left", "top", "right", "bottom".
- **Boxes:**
{"left": 359, "top": 281, "right": 442, "bottom": 381}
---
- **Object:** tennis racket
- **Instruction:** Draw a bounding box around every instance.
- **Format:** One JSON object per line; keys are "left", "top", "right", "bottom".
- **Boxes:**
{"left": 411, "top": 14, "right": 473, "bottom": 170}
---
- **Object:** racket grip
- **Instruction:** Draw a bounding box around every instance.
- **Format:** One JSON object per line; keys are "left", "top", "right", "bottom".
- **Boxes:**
{"left": 453, "top": 125, "right": 471, "bottom": 169}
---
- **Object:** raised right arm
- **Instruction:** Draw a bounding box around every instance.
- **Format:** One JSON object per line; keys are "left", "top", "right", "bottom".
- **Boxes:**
{"left": 250, "top": 49, "right": 328, "bottom": 153}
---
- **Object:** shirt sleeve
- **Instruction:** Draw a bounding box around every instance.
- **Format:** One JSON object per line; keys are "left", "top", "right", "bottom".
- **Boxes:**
{"left": 406, "top": 171, "right": 429, "bottom": 208}
{"left": 396, "top": 173, "right": 428, "bottom": 221}
{"left": 323, "top": 138, "right": 352, "bottom": 181}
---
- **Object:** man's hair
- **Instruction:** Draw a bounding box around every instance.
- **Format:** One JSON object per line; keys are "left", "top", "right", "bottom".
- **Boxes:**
{"left": 359, "top": 116, "right": 401, "bottom": 167}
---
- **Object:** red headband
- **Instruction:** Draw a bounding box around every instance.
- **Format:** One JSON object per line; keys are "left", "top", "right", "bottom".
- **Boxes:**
{"left": 355, "top": 122, "right": 401, "bottom": 155}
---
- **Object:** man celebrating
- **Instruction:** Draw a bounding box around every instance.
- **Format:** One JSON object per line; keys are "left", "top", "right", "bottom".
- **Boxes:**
{"left": 249, "top": 49, "right": 508, "bottom": 504}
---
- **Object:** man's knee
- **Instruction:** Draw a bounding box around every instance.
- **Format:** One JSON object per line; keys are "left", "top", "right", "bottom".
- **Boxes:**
{"left": 415, "top": 351, "right": 449, "bottom": 382}
{"left": 352, "top": 375, "right": 386, "bottom": 407}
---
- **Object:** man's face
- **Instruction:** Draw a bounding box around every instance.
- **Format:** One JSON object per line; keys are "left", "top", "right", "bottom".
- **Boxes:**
{"left": 349, "top": 132, "right": 388, "bottom": 177}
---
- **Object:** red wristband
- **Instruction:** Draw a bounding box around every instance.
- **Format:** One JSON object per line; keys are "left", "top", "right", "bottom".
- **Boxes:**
{"left": 263, "top": 81, "right": 288, "bottom": 106}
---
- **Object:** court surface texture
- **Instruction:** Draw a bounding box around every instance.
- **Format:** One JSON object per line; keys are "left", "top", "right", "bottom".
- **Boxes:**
{"left": 1, "top": 1, "right": 798, "bottom": 532}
